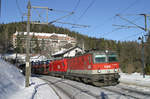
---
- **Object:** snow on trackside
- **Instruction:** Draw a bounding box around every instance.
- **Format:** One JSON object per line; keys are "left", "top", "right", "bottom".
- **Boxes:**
{"left": 0, "top": 58, "right": 59, "bottom": 99}
{"left": 0, "top": 59, "right": 24, "bottom": 99}
{"left": 119, "top": 73, "right": 150, "bottom": 91}
{"left": 11, "top": 77, "right": 59, "bottom": 99}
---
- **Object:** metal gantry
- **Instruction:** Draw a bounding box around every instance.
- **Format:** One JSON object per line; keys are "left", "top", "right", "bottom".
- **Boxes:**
{"left": 116, "top": 14, "right": 150, "bottom": 78}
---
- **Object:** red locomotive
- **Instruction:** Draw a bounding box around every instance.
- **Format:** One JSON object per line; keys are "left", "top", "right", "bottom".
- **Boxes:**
{"left": 49, "top": 50, "right": 120, "bottom": 86}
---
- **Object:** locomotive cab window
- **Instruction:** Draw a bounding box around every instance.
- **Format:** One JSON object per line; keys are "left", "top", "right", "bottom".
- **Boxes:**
{"left": 108, "top": 54, "right": 118, "bottom": 62}
{"left": 94, "top": 55, "right": 106, "bottom": 63}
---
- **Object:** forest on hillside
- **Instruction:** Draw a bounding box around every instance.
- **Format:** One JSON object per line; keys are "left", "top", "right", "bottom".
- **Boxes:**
{"left": 0, "top": 22, "right": 150, "bottom": 74}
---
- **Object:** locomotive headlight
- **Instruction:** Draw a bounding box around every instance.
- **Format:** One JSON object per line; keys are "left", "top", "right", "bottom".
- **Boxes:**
{"left": 114, "top": 69, "right": 117, "bottom": 72}
{"left": 98, "top": 70, "right": 101, "bottom": 73}
{"left": 105, "top": 50, "right": 108, "bottom": 53}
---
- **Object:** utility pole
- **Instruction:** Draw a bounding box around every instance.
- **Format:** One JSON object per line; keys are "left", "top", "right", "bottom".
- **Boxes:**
{"left": 25, "top": 0, "right": 31, "bottom": 87}
{"left": 138, "top": 14, "right": 148, "bottom": 78}
{"left": 138, "top": 36, "right": 145, "bottom": 78}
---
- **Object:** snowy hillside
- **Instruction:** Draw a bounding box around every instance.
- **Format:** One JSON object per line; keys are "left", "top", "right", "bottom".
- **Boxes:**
{"left": 0, "top": 59, "right": 25, "bottom": 99}
{"left": 0, "top": 58, "right": 59, "bottom": 99}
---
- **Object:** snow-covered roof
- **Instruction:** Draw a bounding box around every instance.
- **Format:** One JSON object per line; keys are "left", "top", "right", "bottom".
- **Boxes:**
{"left": 14, "top": 31, "right": 67, "bottom": 37}
{"left": 52, "top": 46, "right": 83, "bottom": 57}
{"left": 52, "top": 49, "right": 66, "bottom": 56}
{"left": 2, "top": 53, "right": 47, "bottom": 62}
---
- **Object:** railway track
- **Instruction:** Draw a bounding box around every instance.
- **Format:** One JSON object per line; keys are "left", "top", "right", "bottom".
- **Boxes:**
{"left": 117, "top": 84, "right": 150, "bottom": 96}
{"left": 39, "top": 75, "right": 150, "bottom": 99}
{"left": 40, "top": 78, "right": 72, "bottom": 99}
{"left": 61, "top": 79, "right": 149, "bottom": 99}
{"left": 102, "top": 84, "right": 150, "bottom": 99}
{"left": 40, "top": 76, "right": 98, "bottom": 99}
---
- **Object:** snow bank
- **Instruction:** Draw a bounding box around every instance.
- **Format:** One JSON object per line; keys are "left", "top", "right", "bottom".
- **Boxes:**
{"left": 119, "top": 73, "right": 150, "bottom": 87}
{"left": 0, "top": 58, "right": 59, "bottom": 99}
{"left": 0, "top": 59, "right": 25, "bottom": 99}
{"left": 11, "top": 77, "right": 59, "bottom": 99}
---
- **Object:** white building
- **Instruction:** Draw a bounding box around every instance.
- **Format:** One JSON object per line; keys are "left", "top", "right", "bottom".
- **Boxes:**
{"left": 12, "top": 31, "right": 76, "bottom": 54}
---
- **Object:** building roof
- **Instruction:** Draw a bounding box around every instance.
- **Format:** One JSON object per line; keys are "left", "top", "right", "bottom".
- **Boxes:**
{"left": 52, "top": 46, "right": 83, "bottom": 57}
{"left": 14, "top": 31, "right": 67, "bottom": 37}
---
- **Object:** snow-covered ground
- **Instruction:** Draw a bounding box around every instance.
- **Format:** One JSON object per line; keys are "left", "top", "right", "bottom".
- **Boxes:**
{"left": 119, "top": 73, "right": 150, "bottom": 87}
{"left": 0, "top": 58, "right": 58, "bottom": 99}
{"left": 0, "top": 59, "right": 24, "bottom": 99}
{"left": 11, "top": 77, "right": 59, "bottom": 99}
{"left": 119, "top": 72, "right": 150, "bottom": 92}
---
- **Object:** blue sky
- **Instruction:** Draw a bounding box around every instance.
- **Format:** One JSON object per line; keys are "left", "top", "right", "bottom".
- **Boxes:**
{"left": 1, "top": 0, "right": 150, "bottom": 41}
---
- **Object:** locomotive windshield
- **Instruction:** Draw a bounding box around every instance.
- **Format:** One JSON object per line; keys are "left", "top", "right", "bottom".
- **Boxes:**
{"left": 108, "top": 54, "right": 118, "bottom": 62}
{"left": 93, "top": 52, "right": 118, "bottom": 63}
{"left": 94, "top": 55, "right": 106, "bottom": 63}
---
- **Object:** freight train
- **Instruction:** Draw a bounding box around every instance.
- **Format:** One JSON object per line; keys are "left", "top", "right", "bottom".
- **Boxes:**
{"left": 29, "top": 50, "right": 120, "bottom": 86}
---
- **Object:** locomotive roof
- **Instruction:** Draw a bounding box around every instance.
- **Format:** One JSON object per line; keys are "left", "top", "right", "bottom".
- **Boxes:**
{"left": 68, "top": 50, "right": 117, "bottom": 58}
{"left": 85, "top": 50, "right": 117, "bottom": 54}
{"left": 51, "top": 50, "right": 117, "bottom": 61}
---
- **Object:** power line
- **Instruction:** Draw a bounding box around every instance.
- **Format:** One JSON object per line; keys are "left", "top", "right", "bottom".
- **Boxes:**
{"left": 55, "top": 21, "right": 89, "bottom": 28}
{"left": 116, "top": 14, "right": 145, "bottom": 31}
{"left": 70, "top": 0, "right": 95, "bottom": 29}
{"left": 89, "top": 0, "right": 139, "bottom": 32}
{"left": 73, "top": 0, "right": 81, "bottom": 12}
{"left": 60, "top": 0, "right": 81, "bottom": 28}
{"left": 118, "top": 0, "right": 139, "bottom": 14}
{"left": 16, "top": 0, "right": 27, "bottom": 22}
{"left": 100, "top": 28, "right": 123, "bottom": 37}
{"left": 88, "top": 16, "right": 116, "bottom": 33}
{"left": 100, "top": 15, "right": 147, "bottom": 40}
{"left": 32, "top": 7, "right": 45, "bottom": 22}
{"left": 16, "top": 0, "right": 23, "bottom": 15}
{"left": 48, "top": 8, "right": 71, "bottom": 13}
{"left": 99, "top": 16, "right": 143, "bottom": 37}
{"left": 119, "top": 32, "right": 143, "bottom": 41}
{"left": 48, "top": 12, "right": 74, "bottom": 24}
{"left": 31, "top": 7, "right": 86, "bottom": 28}
{"left": 78, "top": 0, "right": 96, "bottom": 21}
